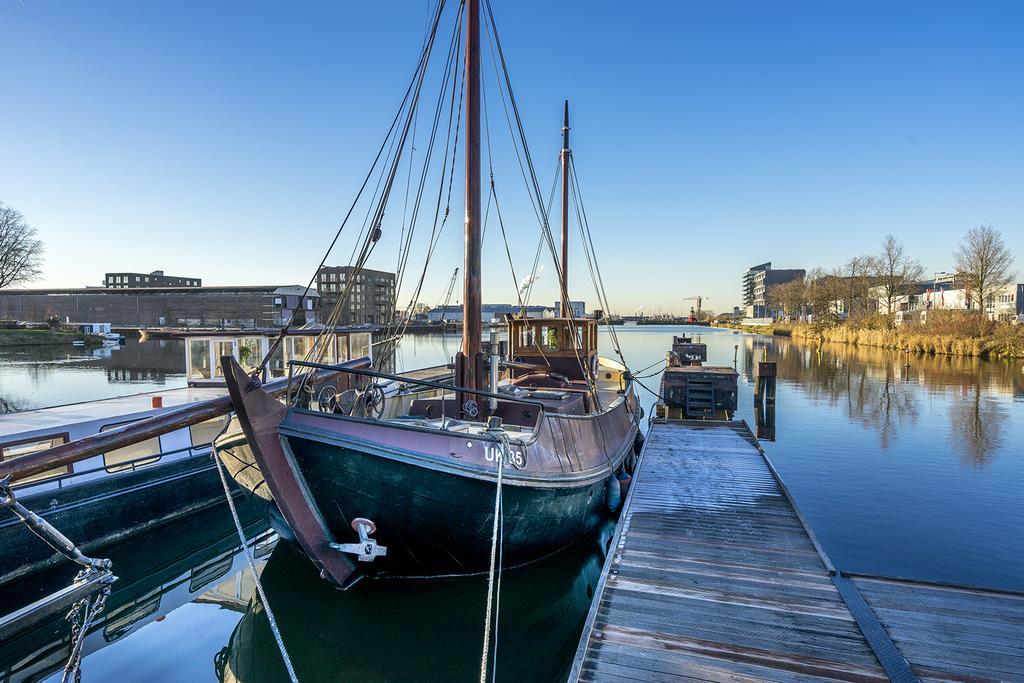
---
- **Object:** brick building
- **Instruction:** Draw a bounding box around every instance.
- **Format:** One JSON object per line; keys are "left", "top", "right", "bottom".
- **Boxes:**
{"left": 104, "top": 269, "right": 202, "bottom": 288}
{"left": 0, "top": 285, "right": 318, "bottom": 328}
{"left": 316, "top": 266, "right": 395, "bottom": 325}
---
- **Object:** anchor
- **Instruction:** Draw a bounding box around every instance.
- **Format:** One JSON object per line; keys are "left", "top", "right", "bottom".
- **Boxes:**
{"left": 331, "top": 517, "right": 387, "bottom": 562}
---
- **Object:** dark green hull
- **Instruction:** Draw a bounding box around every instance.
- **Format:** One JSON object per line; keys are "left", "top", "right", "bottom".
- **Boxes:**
{"left": 0, "top": 457, "right": 230, "bottom": 586}
{"left": 288, "top": 434, "right": 617, "bottom": 575}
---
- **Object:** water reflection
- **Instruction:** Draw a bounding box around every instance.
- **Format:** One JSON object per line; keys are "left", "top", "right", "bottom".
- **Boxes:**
{"left": 0, "top": 500, "right": 269, "bottom": 682}
{"left": 949, "top": 386, "right": 1006, "bottom": 467}
{"left": 742, "top": 336, "right": 1022, "bottom": 464}
{"left": 219, "top": 521, "right": 613, "bottom": 683}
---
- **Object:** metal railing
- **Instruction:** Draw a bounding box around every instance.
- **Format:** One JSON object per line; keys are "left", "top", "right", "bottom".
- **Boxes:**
{"left": 286, "top": 360, "right": 548, "bottom": 422}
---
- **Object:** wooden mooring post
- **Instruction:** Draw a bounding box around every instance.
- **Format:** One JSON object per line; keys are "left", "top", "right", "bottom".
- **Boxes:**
{"left": 754, "top": 347, "right": 776, "bottom": 404}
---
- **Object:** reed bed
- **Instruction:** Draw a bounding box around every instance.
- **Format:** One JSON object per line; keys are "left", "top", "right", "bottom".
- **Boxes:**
{"left": 788, "top": 312, "right": 1024, "bottom": 359}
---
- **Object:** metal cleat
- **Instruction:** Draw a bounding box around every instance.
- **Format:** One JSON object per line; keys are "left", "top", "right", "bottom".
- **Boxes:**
{"left": 331, "top": 517, "right": 387, "bottom": 562}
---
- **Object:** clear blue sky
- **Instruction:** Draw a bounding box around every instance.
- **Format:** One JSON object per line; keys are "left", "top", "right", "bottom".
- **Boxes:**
{"left": 2, "top": 1, "right": 1021, "bottom": 315}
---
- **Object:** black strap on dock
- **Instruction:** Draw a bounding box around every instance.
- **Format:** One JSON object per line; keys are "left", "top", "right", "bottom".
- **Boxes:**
{"left": 831, "top": 572, "right": 920, "bottom": 683}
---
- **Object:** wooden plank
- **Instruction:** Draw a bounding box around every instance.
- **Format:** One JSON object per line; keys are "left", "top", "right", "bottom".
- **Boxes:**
{"left": 570, "top": 419, "right": 1024, "bottom": 681}
{"left": 568, "top": 421, "right": 891, "bottom": 681}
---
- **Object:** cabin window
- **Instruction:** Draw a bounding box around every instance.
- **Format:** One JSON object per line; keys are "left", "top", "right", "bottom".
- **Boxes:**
{"left": 189, "top": 415, "right": 230, "bottom": 448}
{"left": 267, "top": 340, "right": 286, "bottom": 378}
{"left": 101, "top": 424, "right": 161, "bottom": 473}
{"left": 238, "top": 338, "right": 262, "bottom": 373}
{"left": 350, "top": 333, "right": 371, "bottom": 360}
{"left": 0, "top": 435, "right": 71, "bottom": 486}
{"left": 189, "top": 340, "right": 211, "bottom": 380}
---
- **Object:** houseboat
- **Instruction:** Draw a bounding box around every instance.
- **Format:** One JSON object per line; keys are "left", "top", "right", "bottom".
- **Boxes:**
{"left": 0, "top": 328, "right": 373, "bottom": 585}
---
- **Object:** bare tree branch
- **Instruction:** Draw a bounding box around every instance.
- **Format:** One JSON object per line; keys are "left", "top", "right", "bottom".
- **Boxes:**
{"left": 0, "top": 202, "right": 45, "bottom": 289}
{"left": 873, "top": 235, "right": 924, "bottom": 315}
{"left": 954, "top": 225, "right": 1015, "bottom": 312}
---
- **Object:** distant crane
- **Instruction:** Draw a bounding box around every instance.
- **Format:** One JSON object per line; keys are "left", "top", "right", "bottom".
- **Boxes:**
{"left": 634, "top": 304, "right": 646, "bottom": 319}
{"left": 436, "top": 267, "right": 460, "bottom": 325}
{"left": 681, "top": 296, "right": 707, "bottom": 322}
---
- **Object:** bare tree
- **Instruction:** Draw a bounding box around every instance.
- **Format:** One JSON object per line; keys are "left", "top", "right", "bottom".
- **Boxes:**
{"left": 954, "top": 225, "right": 1015, "bottom": 312}
{"left": 807, "top": 267, "right": 845, "bottom": 325}
{"left": 843, "top": 255, "right": 878, "bottom": 319}
{"left": 874, "top": 235, "right": 924, "bottom": 315}
{"left": 767, "top": 277, "right": 809, "bottom": 321}
{"left": 0, "top": 202, "right": 44, "bottom": 288}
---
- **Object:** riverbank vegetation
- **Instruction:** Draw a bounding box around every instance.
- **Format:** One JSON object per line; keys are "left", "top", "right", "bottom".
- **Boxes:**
{"left": 717, "top": 312, "right": 1024, "bottom": 359}
{"left": 0, "top": 328, "right": 99, "bottom": 347}
{"left": 794, "top": 313, "right": 1024, "bottom": 359}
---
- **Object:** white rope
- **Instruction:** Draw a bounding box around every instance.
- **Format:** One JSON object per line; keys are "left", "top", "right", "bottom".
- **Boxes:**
{"left": 213, "top": 451, "right": 300, "bottom": 683}
{"left": 479, "top": 431, "right": 506, "bottom": 683}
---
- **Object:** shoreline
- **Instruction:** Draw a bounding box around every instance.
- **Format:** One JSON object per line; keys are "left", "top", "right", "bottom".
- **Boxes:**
{"left": 0, "top": 329, "right": 102, "bottom": 348}
{"left": 712, "top": 322, "right": 1024, "bottom": 359}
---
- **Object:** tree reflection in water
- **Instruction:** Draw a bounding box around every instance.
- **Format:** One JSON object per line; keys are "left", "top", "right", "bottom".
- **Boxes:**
{"left": 747, "top": 336, "right": 1021, "bottom": 465}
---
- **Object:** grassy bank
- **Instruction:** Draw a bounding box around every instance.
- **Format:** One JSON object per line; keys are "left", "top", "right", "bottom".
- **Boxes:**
{"left": 0, "top": 329, "right": 100, "bottom": 347}
{"left": 715, "top": 312, "right": 1024, "bottom": 359}
{"left": 713, "top": 321, "right": 794, "bottom": 336}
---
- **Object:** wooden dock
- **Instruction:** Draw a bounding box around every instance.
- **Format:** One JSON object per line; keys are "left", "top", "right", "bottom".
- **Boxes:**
{"left": 569, "top": 420, "right": 1024, "bottom": 682}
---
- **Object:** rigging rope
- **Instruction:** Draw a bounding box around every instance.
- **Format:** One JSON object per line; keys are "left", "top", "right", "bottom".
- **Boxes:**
{"left": 257, "top": 0, "right": 450, "bottom": 377}
{"left": 480, "top": 428, "right": 507, "bottom": 683}
{"left": 214, "top": 453, "right": 299, "bottom": 683}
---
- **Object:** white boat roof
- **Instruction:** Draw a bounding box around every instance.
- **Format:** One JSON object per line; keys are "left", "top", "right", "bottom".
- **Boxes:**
{"left": 0, "top": 386, "right": 229, "bottom": 438}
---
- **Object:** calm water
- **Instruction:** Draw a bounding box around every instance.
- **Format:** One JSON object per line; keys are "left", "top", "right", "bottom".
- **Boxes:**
{"left": 2, "top": 326, "right": 1022, "bottom": 680}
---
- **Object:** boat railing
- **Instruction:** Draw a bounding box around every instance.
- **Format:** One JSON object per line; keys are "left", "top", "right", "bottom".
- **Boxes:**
{"left": 0, "top": 358, "right": 372, "bottom": 486}
{"left": 286, "top": 360, "right": 550, "bottom": 417}
{"left": 11, "top": 441, "right": 219, "bottom": 494}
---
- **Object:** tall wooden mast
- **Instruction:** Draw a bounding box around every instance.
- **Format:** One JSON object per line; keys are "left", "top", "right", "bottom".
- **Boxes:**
{"left": 461, "top": 0, "right": 483, "bottom": 391}
{"left": 559, "top": 100, "right": 571, "bottom": 318}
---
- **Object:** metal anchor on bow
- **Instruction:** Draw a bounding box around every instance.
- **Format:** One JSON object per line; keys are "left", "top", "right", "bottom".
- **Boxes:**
{"left": 331, "top": 517, "right": 387, "bottom": 562}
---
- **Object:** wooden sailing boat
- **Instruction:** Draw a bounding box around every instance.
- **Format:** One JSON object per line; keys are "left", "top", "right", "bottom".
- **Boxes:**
{"left": 216, "top": 0, "right": 641, "bottom": 586}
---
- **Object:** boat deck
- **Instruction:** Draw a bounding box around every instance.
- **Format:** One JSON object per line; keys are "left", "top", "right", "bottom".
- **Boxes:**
{"left": 0, "top": 386, "right": 227, "bottom": 437}
{"left": 570, "top": 420, "right": 1024, "bottom": 682}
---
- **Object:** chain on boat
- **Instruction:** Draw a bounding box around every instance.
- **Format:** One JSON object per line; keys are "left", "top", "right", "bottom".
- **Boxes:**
{"left": 0, "top": 475, "right": 116, "bottom": 683}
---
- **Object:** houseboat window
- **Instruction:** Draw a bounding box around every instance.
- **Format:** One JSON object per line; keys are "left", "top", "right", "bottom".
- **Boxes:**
{"left": 267, "top": 341, "right": 285, "bottom": 378}
{"left": 238, "top": 337, "right": 262, "bottom": 373}
{"left": 103, "top": 594, "right": 161, "bottom": 641}
{"left": 289, "top": 336, "right": 310, "bottom": 361}
{"left": 351, "top": 332, "right": 371, "bottom": 359}
{"left": 189, "top": 415, "right": 230, "bottom": 448}
{"left": 0, "top": 435, "right": 71, "bottom": 486}
{"left": 212, "top": 341, "right": 236, "bottom": 378}
{"left": 101, "top": 424, "right": 160, "bottom": 473}
{"left": 336, "top": 334, "right": 350, "bottom": 362}
{"left": 189, "top": 339, "right": 211, "bottom": 380}
{"left": 189, "top": 553, "right": 234, "bottom": 592}
{"left": 312, "top": 336, "right": 336, "bottom": 364}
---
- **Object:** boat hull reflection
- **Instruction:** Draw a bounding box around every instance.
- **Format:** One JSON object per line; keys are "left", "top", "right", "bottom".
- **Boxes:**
{"left": 219, "top": 519, "right": 615, "bottom": 682}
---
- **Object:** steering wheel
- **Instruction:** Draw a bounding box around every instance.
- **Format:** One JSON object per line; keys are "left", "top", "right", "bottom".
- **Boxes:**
{"left": 360, "top": 383, "right": 386, "bottom": 420}
{"left": 317, "top": 385, "right": 338, "bottom": 413}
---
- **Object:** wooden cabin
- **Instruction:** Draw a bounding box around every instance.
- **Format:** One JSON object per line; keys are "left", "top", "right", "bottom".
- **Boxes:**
{"left": 506, "top": 317, "right": 598, "bottom": 383}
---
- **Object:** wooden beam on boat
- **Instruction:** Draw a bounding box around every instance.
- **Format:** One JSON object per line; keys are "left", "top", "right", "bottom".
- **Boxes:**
{"left": 221, "top": 356, "right": 357, "bottom": 587}
{"left": 0, "top": 357, "right": 371, "bottom": 484}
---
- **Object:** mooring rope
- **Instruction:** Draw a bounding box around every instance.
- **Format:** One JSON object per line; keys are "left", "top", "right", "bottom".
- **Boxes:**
{"left": 479, "top": 429, "right": 507, "bottom": 683}
{"left": 213, "top": 452, "right": 299, "bottom": 683}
